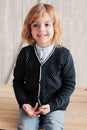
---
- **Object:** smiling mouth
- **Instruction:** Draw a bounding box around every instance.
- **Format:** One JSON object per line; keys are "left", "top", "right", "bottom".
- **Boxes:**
{"left": 37, "top": 34, "right": 48, "bottom": 37}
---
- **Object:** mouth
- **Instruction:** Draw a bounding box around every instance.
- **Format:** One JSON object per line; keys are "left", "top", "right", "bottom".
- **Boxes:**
{"left": 37, "top": 34, "right": 48, "bottom": 37}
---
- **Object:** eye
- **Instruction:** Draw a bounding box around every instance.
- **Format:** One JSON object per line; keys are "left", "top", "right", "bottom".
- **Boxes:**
{"left": 45, "top": 22, "right": 53, "bottom": 27}
{"left": 31, "top": 23, "right": 39, "bottom": 28}
{"left": 45, "top": 23, "right": 50, "bottom": 27}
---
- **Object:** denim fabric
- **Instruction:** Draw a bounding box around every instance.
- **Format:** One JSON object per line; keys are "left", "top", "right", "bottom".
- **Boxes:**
{"left": 18, "top": 109, "right": 65, "bottom": 130}
{"left": 43, "top": 110, "right": 65, "bottom": 130}
{"left": 18, "top": 109, "right": 39, "bottom": 130}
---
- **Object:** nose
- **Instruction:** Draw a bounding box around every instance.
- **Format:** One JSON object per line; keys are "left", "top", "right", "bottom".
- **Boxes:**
{"left": 39, "top": 24, "right": 45, "bottom": 32}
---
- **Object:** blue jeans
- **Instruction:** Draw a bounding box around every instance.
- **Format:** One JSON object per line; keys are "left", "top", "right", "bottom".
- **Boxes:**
{"left": 18, "top": 109, "right": 65, "bottom": 130}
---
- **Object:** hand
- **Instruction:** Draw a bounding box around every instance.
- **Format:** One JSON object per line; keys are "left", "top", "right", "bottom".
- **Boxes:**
{"left": 22, "top": 103, "right": 40, "bottom": 118}
{"left": 36, "top": 104, "right": 50, "bottom": 115}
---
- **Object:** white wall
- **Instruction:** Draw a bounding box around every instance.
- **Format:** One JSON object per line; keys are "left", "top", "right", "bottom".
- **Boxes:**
{"left": 0, "top": 0, "right": 87, "bottom": 87}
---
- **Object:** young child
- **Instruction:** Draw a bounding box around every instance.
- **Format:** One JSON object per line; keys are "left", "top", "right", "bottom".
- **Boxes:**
{"left": 13, "top": 3, "right": 76, "bottom": 130}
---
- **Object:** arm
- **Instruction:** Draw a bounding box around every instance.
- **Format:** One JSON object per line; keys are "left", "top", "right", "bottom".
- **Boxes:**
{"left": 13, "top": 48, "right": 32, "bottom": 107}
{"left": 49, "top": 50, "right": 76, "bottom": 112}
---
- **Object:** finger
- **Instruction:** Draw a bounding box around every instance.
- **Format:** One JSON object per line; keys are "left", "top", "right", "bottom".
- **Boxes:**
{"left": 34, "top": 102, "right": 38, "bottom": 111}
{"left": 30, "top": 112, "right": 40, "bottom": 118}
{"left": 38, "top": 109, "right": 45, "bottom": 115}
{"left": 40, "top": 105, "right": 49, "bottom": 109}
{"left": 27, "top": 111, "right": 40, "bottom": 118}
{"left": 35, "top": 109, "right": 41, "bottom": 115}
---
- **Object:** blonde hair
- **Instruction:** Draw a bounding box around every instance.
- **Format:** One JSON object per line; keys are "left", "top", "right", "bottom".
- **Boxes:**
{"left": 21, "top": 3, "right": 63, "bottom": 46}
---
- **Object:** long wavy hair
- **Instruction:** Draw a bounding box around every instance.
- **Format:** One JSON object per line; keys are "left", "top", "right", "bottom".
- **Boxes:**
{"left": 21, "top": 3, "right": 63, "bottom": 46}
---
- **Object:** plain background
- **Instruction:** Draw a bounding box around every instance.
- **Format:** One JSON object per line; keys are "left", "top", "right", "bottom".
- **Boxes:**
{"left": 0, "top": 0, "right": 87, "bottom": 87}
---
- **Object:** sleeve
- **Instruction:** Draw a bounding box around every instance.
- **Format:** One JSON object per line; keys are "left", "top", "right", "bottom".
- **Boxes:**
{"left": 49, "top": 50, "right": 76, "bottom": 112}
{"left": 13, "top": 48, "right": 32, "bottom": 107}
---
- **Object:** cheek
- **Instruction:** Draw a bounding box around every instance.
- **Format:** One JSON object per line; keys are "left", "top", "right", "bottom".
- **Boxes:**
{"left": 31, "top": 29, "right": 33, "bottom": 34}
{"left": 31, "top": 29, "right": 36, "bottom": 37}
{"left": 50, "top": 28, "right": 54, "bottom": 36}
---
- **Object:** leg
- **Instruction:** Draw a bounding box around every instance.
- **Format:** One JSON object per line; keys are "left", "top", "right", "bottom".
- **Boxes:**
{"left": 18, "top": 109, "right": 39, "bottom": 130}
{"left": 43, "top": 110, "right": 65, "bottom": 130}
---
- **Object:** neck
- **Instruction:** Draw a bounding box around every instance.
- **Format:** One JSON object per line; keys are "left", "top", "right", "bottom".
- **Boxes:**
{"left": 36, "top": 43, "right": 53, "bottom": 48}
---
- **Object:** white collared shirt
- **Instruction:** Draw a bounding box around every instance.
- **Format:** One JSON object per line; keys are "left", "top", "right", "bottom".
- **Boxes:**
{"left": 35, "top": 43, "right": 55, "bottom": 62}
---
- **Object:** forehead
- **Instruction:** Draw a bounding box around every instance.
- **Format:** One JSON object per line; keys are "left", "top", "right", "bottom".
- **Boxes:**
{"left": 33, "top": 12, "right": 53, "bottom": 23}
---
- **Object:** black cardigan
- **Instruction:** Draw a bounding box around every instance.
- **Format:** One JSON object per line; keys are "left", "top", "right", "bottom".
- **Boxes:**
{"left": 13, "top": 45, "right": 76, "bottom": 112}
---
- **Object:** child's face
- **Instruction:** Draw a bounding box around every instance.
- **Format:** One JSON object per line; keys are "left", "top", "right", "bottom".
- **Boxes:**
{"left": 31, "top": 12, "right": 54, "bottom": 47}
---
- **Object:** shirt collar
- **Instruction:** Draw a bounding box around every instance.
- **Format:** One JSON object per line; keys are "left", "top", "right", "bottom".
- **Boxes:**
{"left": 35, "top": 43, "right": 55, "bottom": 56}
